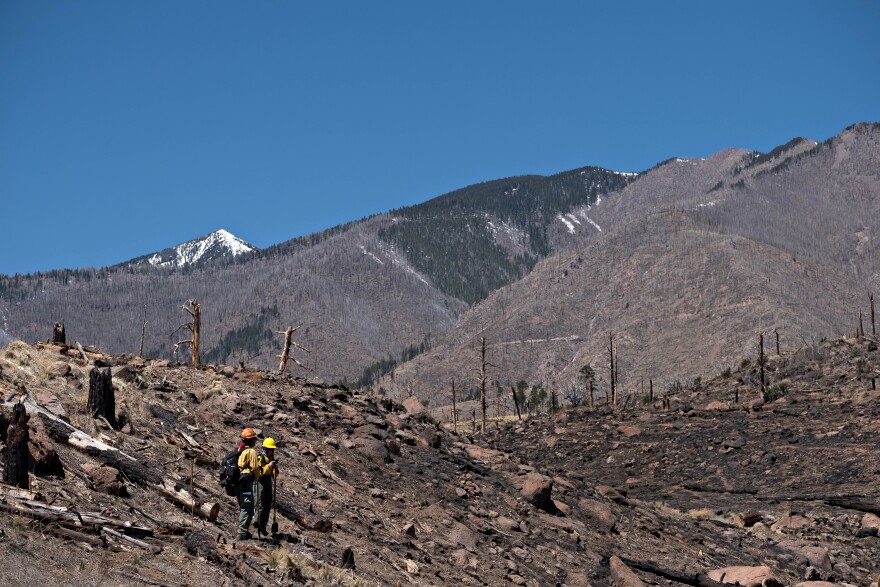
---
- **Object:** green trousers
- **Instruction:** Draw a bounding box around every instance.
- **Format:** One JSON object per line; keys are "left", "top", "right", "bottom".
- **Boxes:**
{"left": 236, "top": 477, "right": 257, "bottom": 538}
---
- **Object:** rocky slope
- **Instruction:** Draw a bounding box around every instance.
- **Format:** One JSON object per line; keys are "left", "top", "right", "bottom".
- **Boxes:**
{"left": 1, "top": 333, "right": 878, "bottom": 586}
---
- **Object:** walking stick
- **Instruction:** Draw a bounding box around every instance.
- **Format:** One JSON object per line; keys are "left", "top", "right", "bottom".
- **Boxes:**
{"left": 271, "top": 473, "right": 278, "bottom": 535}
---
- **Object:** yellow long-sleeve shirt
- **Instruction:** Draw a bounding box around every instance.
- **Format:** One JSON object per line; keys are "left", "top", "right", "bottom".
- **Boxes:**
{"left": 238, "top": 447, "right": 262, "bottom": 481}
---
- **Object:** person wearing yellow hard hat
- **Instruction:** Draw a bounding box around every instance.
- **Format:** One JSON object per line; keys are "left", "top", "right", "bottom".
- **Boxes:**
{"left": 235, "top": 427, "right": 260, "bottom": 540}
{"left": 254, "top": 437, "right": 278, "bottom": 536}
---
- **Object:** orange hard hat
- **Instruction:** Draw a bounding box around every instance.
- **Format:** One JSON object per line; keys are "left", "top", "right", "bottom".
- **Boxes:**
{"left": 240, "top": 427, "right": 257, "bottom": 439}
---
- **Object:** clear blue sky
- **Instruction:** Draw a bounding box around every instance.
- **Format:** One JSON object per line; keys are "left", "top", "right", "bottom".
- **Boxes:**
{"left": 2, "top": 1, "right": 878, "bottom": 275}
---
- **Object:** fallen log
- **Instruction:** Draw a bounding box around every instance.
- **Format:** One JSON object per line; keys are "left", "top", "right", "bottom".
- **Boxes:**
{"left": 274, "top": 491, "right": 333, "bottom": 532}
{"left": 154, "top": 478, "right": 220, "bottom": 521}
{"left": 0, "top": 500, "right": 151, "bottom": 535}
{"left": 824, "top": 497, "right": 880, "bottom": 516}
{"left": 8, "top": 397, "right": 220, "bottom": 520}
{"left": 102, "top": 526, "right": 161, "bottom": 553}
{"left": 45, "top": 524, "right": 106, "bottom": 548}
{"left": 0, "top": 481, "right": 43, "bottom": 501}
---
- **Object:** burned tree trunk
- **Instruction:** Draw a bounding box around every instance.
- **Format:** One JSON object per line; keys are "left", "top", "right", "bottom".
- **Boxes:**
{"left": 871, "top": 293, "right": 876, "bottom": 337}
{"left": 3, "top": 403, "right": 30, "bottom": 489}
{"left": 609, "top": 332, "right": 617, "bottom": 407}
{"left": 758, "top": 334, "right": 766, "bottom": 393}
{"left": 278, "top": 326, "right": 294, "bottom": 371}
{"left": 451, "top": 378, "right": 458, "bottom": 431}
{"left": 479, "top": 338, "right": 488, "bottom": 434}
{"left": 510, "top": 385, "right": 522, "bottom": 421}
{"left": 87, "top": 366, "right": 116, "bottom": 428}
{"left": 50, "top": 322, "right": 66, "bottom": 345}
{"left": 173, "top": 300, "right": 201, "bottom": 366}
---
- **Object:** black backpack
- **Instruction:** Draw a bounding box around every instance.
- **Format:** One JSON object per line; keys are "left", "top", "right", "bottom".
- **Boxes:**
{"left": 218, "top": 449, "right": 242, "bottom": 496}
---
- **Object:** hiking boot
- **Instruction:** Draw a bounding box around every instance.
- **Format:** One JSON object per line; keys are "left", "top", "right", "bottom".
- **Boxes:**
{"left": 237, "top": 531, "right": 253, "bottom": 540}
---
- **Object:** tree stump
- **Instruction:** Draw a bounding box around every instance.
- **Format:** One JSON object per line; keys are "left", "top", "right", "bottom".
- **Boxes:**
{"left": 87, "top": 366, "right": 116, "bottom": 428}
{"left": 3, "top": 403, "right": 30, "bottom": 489}
{"left": 50, "top": 322, "right": 66, "bottom": 345}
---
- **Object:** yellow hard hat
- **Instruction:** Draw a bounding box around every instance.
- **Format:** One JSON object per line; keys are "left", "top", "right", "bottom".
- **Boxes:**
{"left": 240, "top": 427, "right": 257, "bottom": 439}
{"left": 262, "top": 437, "right": 277, "bottom": 449}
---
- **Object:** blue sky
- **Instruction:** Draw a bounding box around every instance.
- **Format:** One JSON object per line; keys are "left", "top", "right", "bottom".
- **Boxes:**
{"left": 1, "top": 1, "right": 878, "bottom": 275}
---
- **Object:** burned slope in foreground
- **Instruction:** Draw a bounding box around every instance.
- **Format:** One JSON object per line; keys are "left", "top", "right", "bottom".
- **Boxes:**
{"left": 0, "top": 335, "right": 878, "bottom": 586}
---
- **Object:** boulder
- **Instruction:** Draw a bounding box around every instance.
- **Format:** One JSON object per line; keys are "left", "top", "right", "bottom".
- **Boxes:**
{"left": 578, "top": 499, "right": 616, "bottom": 532}
{"left": 350, "top": 435, "right": 391, "bottom": 464}
{"left": 705, "top": 400, "right": 727, "bottom": 410}
{"left": 34, "top": 389, "right": 68, "bottom": 420}
{"left": 402, "top": 395, "right": 426, "bottom": 416}
{"left": 861, "top": 512, "right": 880, "bottom": 531}
{"left": 708, "top": 566, "right": 783, "bottom": 587}
{"left": 521, "top": 473, "right": 554, "bottom": 512}
{"left": 609, "top": 556, "right": 645, "bottom": 587}
{"left": 771, "top": 514, "right": 813, "bottom": 532}
{"left": 82, "top": 463, "right": 128, "bottom": 496}
{"left": 618, "top": 425, "right": 641, "bottom": 438}
{"left": 48, "top": 361, "right": 71, "bottom": 378}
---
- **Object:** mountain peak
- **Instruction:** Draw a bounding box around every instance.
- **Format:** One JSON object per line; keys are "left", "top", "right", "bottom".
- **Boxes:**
{"left": 126, "top": 229, "right": 257, "bottom": 269}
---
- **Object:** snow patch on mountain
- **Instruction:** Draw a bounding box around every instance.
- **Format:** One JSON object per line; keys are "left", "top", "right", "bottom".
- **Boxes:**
{"left": 145, "top": 229, "right": 256, "bottom": 268}
{"left": 359, "top": 245, "right": 385, "bottom": 265}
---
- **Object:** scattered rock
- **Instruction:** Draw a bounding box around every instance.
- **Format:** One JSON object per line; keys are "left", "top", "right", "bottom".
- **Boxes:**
{"left": 771, "top": 514, "right": 813, "bottom": 532}
{"left": 609, "top": 556, "right": 645, "bottom": 587}
{"left": 520, "top": 473, "right": 554, "bottom": 512}
{"left": 402, "top": 396, "right": 425, "bottom": 416}
{"left": 48, "top": 361, "right": 71, "bottom": 378}
{"left": 708, "top": 566, "right": 784, "bottom": 587}
{"left": 578, "top": 499, "right": 616, "bottom": 532}
{"left": 618, "top": 425, "right": 641, "bottom": 438}
{"left": 82, "top": 463, "right": 128, "bottom": 496}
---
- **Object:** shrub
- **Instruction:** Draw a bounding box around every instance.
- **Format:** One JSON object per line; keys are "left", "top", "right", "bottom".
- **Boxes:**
{"left": 763, "top": 383, "right": 788, "bottom": 403}
{"left": 721, "top": 367, "right": 732, "bottom": 379}
{"left": 740, "top": 358, "right": 751, "bottom": 368}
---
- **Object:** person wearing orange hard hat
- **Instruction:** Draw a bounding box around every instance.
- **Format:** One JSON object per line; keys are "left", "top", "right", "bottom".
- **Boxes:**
{"left": 235, "top": 427, "right": 260, "bottom": 540}
{"left": 253, "top": 437, "right": 279, "bottom": 536}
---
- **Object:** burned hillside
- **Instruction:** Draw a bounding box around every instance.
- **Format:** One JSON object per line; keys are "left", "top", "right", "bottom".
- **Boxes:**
{"left": 0, "top": 335, "right": 878, "bottom": 586}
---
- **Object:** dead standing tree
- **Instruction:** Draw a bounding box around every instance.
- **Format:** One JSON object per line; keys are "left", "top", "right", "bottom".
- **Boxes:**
{"left": 609, "top": 332, "right": 618, "bottom": 408}
{"left": 172, "top": 300, "right": 201, "bottom": 366}
{"left": 450, "top": 378, "right": 458, "bottom": 432}
{"left": 277, "top": 326, "right": 312, "bottom": 372}
{"left": 87, "top": 366, "right": 116, "bottom": 428}
{"left": 476, "top": 337, "right": 496, "bottom": 434}
{"left": 50, "top": 322, "right": 66, "bottom": 346}
{"left": 3, "top": 402, "right": 30, "bottom": 489}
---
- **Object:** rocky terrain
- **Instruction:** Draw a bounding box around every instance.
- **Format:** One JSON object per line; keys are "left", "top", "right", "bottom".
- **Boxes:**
{"left": 0, "top": 333, "right": 878, "bottom": 586}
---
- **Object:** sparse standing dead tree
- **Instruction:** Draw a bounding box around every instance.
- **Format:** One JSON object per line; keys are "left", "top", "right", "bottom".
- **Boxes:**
{"left": 609, "top": 332, "right": 617, "bottom": 408}
{"left": 276, "top": 326, "right": 312, "bottom": 372}
{"left": 451, "top": 378, "right": 458, "bottom": 432}
{"left": 172, "top": 300, "right": 201, "bottom": 366}
{"left": 510, "top": 385, "right": 522, "bottom": 421}
{"left": 87, "top": 366, "right": 116, "bottom": 428}
{"left": 774, "top": 328, "right": 780, "bottom": 355}
{"left": 476, "top": 337, "right": 495, "bottom": 434}
{"left": 871, "top": 293, "right": 876, "bottom": 337}
{"left": 758, "top": 334, "right": 766, "bottom": 394}
{"left": 139, "top": 305, "right": 147, "bottom": 358}
{"left": 858, "top": 311, "right": 865, "bottom": 338}
{"left": 3, "top": 402, "right": 30, "bottom": 489}
{"left": 50, "top": 322, "right": 66, "bottom": 346}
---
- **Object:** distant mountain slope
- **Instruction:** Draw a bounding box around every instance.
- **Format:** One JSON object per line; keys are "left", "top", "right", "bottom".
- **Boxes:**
{"left": 378, "top": 167, "right": 635, "bottom": 303}
{"left": 122, "top": 229, "right": 257, "bottom": 269}
{"left": 386, "top": 123, "right": 880, "bottom": 404}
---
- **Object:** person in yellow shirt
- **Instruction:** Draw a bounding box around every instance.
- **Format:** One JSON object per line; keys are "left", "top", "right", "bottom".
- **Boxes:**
{"left": 236, "top": 428, "right": 261, "bottom": 540}
{"left": 254, "top": 437, "right": 278, "bottom": 536}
